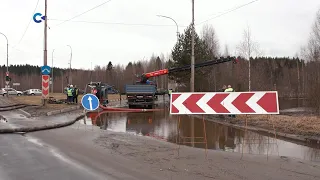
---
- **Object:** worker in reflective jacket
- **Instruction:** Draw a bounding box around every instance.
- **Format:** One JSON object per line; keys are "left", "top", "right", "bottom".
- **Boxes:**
{"left": 224, "top": 85, "right": 235, "bottom": 117}
{"left": 168, "top": 89, "right": 172, "bottom": 98}
{"left": 224, "top": 85, "right": 234, "bottom": 92}
{"left": 67, "top": 85, "right": 74, "bottom": 104}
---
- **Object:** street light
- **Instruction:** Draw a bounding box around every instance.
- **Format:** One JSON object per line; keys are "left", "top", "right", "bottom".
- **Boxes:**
{"left": 0, "top": 32, "right": 9, "bottom": 97}
{"left": 0, "top": 32, "right": 9, "bottom": 78}
{"left": 51, "top": 49, "right": 55, "bottom": 93}
{"left": 67, "top": 45, "right": 72, "bottom": 85}
{"left": 156, "top": 15, "right": 179, "bottom": 41}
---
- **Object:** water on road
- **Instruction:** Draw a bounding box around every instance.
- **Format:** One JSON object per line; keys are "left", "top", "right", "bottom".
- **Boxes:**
{"left": 85, "top": 107, "right": 320, "bottom": 163}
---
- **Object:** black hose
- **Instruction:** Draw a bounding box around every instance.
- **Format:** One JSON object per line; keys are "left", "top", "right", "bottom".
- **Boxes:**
{"left": 0, "top": 115, "right": 85, "bottom": 134}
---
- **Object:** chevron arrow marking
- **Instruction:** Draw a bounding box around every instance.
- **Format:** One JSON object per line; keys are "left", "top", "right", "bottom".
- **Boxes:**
{"left": 42, "top": 75, "right": 50, "bottom": 98}
{"left": 170, "top": 92, "right": 279, "bottom": 115}
{"left": 231, "top": 93, "right": 255, "bottom": 113}
{"left": 182, "top": 94, "right": 205, "bottom": 113}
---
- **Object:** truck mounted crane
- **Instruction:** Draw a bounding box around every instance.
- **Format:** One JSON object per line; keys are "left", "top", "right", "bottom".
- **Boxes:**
{"left": 125, "top": 56, "right": 238, "bottom": 109}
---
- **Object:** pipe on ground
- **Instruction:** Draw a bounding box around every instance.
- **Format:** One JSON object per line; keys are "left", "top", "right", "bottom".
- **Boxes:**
{"left": 0, "top": 115, "right": 84, "bottom": 134}
{"left": 99, "top": 104, "right": 164, "bottom": 112}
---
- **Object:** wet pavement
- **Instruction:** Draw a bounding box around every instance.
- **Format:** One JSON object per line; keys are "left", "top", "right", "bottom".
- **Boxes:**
{"left": 86, "top": 107, "right": 320, "bottom": 163}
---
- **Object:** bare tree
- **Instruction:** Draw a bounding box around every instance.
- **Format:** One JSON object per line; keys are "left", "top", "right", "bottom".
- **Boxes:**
{"left": 200, "top": 24, "right": 220, "bottom": 91}
{"left": 223, "top": 45, "right": 230, "bottom": 56}
{"left": 301, "top": 9, "right": 320, "bottom": 112}
{"left": 201, "top": 24, "right": 220, "bottom": 57}
{"left": 236, "top": 26, "right": 261, "bottom": 91}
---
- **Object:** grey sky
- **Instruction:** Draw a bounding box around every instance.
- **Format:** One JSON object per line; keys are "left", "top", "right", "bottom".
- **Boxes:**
{"left": 0, "top": 0, "right": 319, "bottom": 70}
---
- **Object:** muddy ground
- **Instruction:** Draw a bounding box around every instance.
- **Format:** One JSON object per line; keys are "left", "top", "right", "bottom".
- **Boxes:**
{"left": 205, "top": 114, "right": 320, "bottom": 142}
{"left": 29, "top": 121, "right": 320, "bottom": 180}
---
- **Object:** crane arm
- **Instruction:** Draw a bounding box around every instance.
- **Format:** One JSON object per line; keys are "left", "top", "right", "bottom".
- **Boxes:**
{"left": 140, "top": 56, "right": 238, "bottom": 83}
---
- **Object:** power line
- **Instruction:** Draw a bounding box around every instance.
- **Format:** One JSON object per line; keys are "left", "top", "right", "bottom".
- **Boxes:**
{"left": 49, "top": 19, "right": 188, "bottom": 27}
{"left": 13, "top": 0, "right": 40, "bottom": 48}
{"left": 52, "top": 0, "right": 113, "bottom": 28}
{"left": 197, "top": 0, "right": 260, "bottom": 26}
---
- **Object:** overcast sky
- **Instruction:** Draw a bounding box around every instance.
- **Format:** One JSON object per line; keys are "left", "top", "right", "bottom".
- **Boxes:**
{"left": 0, "top": 0, "right": 319, "bottom": 70}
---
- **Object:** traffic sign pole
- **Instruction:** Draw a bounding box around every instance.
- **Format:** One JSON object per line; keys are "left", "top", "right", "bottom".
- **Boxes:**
{"left": 41, "top": 65, "right": 51, "bottom": 106}
{"left": 81, "top": 94, "right": 99, "bottom": 111}
{"left": 42, "top": 75, "right": 50, "bottom": 99}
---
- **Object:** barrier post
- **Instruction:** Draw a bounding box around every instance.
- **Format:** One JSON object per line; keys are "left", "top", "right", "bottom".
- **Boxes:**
{"left": 170, "top": 91, "right": 280, "bottom": 160}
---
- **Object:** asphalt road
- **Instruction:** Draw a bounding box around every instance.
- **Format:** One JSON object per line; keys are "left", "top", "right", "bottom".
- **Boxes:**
{"left": 0, "top": 134, "right": 110, "bottom": 180}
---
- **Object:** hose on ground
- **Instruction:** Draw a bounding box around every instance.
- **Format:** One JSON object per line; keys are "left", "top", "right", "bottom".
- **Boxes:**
{"left": 0, "top": 115, "right": 85, "bottom": 134}
{"left": 99, "top": 104, "right": 164, "bottom": 112}
{"left": 0, "top": 104, "right": 39, "bottom": 112}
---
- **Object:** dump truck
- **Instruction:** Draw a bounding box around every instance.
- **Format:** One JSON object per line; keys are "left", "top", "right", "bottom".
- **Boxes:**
{"left": 125, "top": 84, "right": 157, "bottom": 109}
{"left": 124, "top": 56, "right": 238, "bottom": 109}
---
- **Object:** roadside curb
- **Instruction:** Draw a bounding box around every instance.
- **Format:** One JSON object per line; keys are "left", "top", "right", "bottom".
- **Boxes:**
{"left": 196, "top": 115, "right": 320, "bottom": 145}
{"left": 46, "top": 105, "right": 81, "bottom": 116}
{"left": 18, "top": 109, "right": 31, "bottom": 118}
{"left": 0, "top": 114, "right": 85, "bottom": 134}
{"left": 108, "top": 98, "right": 126, "bottom": 102}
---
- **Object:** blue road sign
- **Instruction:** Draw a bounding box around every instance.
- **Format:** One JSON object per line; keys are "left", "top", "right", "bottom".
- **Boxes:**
{"left": 41, "top": 65, "right": 51, "bottom": 75}
{"left": 81, "top": 94, "right": 99, "bottom": 111}
{"left": 33, "top": 13, "right": 46, "bottom": 23}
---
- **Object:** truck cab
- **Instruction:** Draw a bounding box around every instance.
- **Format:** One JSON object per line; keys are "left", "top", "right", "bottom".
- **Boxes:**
{"left": 125, "top": 84, "right": 157, "bottom": 109}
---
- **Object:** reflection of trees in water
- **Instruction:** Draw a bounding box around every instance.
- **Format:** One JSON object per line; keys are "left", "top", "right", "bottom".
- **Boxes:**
{"left": 305, "top": 148, "right": 320, "bottom": 162}
{"left": 238, "top": 131, "right": 278, "bottom": 155}
{"left": 176, "top": 116, "right": 246, "bottom": 151}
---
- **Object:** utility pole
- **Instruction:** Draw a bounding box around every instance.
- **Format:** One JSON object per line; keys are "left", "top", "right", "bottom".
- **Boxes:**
{"left": 190, "top": 0, "right": 195, "bottom": 149}
{"left": 42, "top": 0, "right": 48, "bottom": 105}
{"left": 61, "top": 71, "right": 64, "bottom": 93}
{"left": 67, "top": 45, "right": 72, "bottom": 85}
{"left": 51, "top": 49, "right": 55, "bottom": 93}
{"left": 190, "top": 0, "right": 195, "bottom": 92}
{"left": 90, "top": 62, "right": 92, "bottom": 82}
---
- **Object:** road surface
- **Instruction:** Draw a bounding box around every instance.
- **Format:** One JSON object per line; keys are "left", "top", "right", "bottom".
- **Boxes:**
{"left": 0, "top": 97, "right": 319, "bottom": 179}
{"left": 0, "top": 134, "right": 108, "bottom": 180}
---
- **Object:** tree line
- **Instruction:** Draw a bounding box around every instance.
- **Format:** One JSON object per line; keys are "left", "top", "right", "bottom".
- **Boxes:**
{"left": 1, "top": 9, "right": 319, "bottom": 110}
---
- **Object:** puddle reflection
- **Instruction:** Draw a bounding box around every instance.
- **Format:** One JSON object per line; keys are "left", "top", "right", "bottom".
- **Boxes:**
{"left": 87, "top": 110, "right": 320, "bottom": 162}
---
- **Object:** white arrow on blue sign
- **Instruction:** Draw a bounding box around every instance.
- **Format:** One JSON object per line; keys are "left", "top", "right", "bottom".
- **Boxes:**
{"left": 41, "top": 65, "right": 51, "bottom": 75}
{"left": 81, "top": 93, "right": 99, "bottom": 111}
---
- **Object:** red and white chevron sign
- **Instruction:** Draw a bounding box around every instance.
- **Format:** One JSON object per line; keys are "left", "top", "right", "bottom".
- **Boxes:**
{"left": 42, "top": 75, "right": 50, "bottom": 98}
{"left": 170, "top": 92, "right": 279, "bottom": 115}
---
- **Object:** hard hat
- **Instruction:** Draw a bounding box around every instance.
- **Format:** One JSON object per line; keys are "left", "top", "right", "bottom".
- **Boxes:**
{"left": 70, "top": 85, "right": 73, "bottom": 87}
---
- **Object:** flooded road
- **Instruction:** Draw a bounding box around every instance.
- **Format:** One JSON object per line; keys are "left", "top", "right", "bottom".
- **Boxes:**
{"left": 86, "top": 108, "right": 320, "bottom": 163}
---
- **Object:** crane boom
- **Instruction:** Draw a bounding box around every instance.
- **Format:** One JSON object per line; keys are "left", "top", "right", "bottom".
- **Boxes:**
{"left": 140, "top": 56, "right": 238, "bottom": 83}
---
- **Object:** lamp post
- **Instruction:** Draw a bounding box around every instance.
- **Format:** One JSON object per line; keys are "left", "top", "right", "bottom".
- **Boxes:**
{"left": 156, "top": 15, "right": 179, "bottom": 41}
{"left": 0, "top": 32, "right": 9, "bottom": 81}
{"left": 0, "top": 32, "right": 9, "bottom": 97}
{"left": 67, "top": 45, "right": 72, "bottom": 85}
{"left": 51, "top": 49, "right": 55, "bottom": 93}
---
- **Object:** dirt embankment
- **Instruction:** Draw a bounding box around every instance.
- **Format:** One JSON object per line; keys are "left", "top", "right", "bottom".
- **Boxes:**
{"left": 8, "top": 93, "right": 126, "bottom": 117}
{"left": 205, "top": 114, "right": 320, "bottom": 143}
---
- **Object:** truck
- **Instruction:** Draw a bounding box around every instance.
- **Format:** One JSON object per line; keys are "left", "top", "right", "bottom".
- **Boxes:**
{"left": 125, "top": 56, "right": 238, "bottom": 109}
{"left": 125, "top": 84, "right": 157, "bottom": 108}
